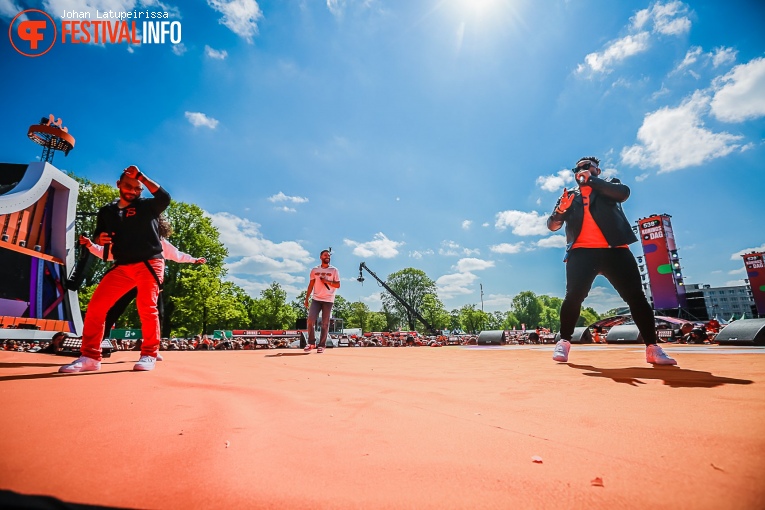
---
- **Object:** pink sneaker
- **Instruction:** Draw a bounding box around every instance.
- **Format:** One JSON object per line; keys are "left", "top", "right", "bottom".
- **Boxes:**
{"left": 133, "top": 355, "right": 157, "bottom": 371}
{"left": 58, "top": 356, "right": 101, "bottom": 373}
{"left": 646, "top": 344, "right": 677, "bottom": 365}
{"left": 303, "top": 344, "right": 315, "bottom": 352}
{"left": 553, "top": 339, "right": 571, "bottom": 362}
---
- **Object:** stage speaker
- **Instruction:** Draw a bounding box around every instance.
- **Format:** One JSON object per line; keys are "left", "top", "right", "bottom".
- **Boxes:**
{"left": 715, "top": 319, "right": 765, "bottom": 346}
{"left": 606, "top": 325, "right": 643, "bottom": 344}
{"left": 477, "top": 330, "right": 505, "bottom": 345}
{"left": 295, "top": 318, "right": 307, "bottom": 330}
{"left": 554, "top": 327, "right": 593, "bottom": 344}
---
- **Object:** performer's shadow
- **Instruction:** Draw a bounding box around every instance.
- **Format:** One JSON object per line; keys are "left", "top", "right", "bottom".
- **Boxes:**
{"left": 0, "top": 361, "right": 134, "bottom": 383}
{"left": 566, "top": 363, "right": 754, "bottom": 388}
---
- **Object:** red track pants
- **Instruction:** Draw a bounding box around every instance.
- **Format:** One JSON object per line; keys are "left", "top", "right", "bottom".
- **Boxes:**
{"left": 80, "top": 260, "right": 164, "bottom": 361}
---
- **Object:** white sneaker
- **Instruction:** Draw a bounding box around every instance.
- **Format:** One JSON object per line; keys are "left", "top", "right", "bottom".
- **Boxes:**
{"left": 646, "top": 344, "right": 677, "bottom": 365}
{"left": 134, "top": 355, "right": 157, "bottom": 371}
{"left": 58, "top": 356, "right": 101, "bottom": 373}
{"left": 156, "top": 352, "right": 164, "bottom": 361}
{"left": 553, "top": 339, "right": 571, "bottom": 362}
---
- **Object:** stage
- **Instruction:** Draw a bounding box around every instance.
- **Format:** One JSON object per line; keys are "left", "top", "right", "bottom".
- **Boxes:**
{"left": 1, "top": 344, "right": 764, "bottom": 509}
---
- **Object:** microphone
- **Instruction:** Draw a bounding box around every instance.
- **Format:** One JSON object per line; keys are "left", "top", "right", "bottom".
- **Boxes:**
{"left": 103, "top": 242, "right": 111, "bottom": 261}
{"left": 577, "top": 174, "right": 586, "bottom": 184}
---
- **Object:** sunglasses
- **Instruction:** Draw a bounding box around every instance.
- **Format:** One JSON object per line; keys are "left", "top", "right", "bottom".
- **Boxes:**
{"left": 575, "top": 162, "right": 597, "bottom": 171}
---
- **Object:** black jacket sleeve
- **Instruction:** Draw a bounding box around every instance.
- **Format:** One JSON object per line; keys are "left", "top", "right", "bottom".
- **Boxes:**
{"left": 587, "top": 176, "right": 630, "bottom": 202}
{"left": 150, "top": 186, "right": 171, "bottom": 215}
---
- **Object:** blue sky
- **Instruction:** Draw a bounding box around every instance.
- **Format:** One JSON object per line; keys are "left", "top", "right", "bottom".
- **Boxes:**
{"left": 1, "top": 0, "right": 764, "bottom": 313}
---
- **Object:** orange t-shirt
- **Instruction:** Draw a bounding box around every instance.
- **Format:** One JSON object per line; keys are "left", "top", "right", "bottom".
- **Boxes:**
{"left": 571, "top": 186, "right": 625, "bottom": 249}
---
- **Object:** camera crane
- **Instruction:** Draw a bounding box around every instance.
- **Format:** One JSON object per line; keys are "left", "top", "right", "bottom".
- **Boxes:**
{"left": 357, "top": 262, "right": 439, "bottom": 336}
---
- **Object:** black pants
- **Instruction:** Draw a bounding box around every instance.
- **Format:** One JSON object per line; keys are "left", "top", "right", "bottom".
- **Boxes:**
{"left": 103, "top": 287, "right": 164, "bottom": 339}
{"left": 559, "top": 248, "right": 657, "bottom": 345}
{"left": 103, "top": 288, "right": 138, "bottom": 339}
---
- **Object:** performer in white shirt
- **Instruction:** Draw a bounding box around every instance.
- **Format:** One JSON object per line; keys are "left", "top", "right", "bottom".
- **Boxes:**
{"left": 303, "top": 249, "right": 340, "bottom": 353}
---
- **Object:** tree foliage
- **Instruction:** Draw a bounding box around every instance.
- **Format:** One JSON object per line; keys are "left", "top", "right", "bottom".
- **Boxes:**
{"left": 381, "top": 268, "right": 436, "bottom": 331}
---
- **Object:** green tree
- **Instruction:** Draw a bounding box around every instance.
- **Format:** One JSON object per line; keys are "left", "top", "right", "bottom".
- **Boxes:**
{"left": 420, "top": 293, "right": 449, "bottom": 332}
{"left": 366, "top": 311, "right": 388, "bottom": 332}
{"left": 449, "top": 309, "right": 461, "bottom": 331}
{"left": 249, "top": 282, "right": 297, "bottom": 330}
{"left": 485, "top": 311, "right": 506, "bottom": 330}
{"left": 578, "top": 306, "right": 601, "bottom": 327}
{"left": 172, "top": 265, "right": 249, "bottom": 336}
{"left": 458, "top": 304, "right": 489, "bottom": 334}
{"left": 331, "top": 295, "right": 351, "bottom": 325}
{"left": 512, "top": 291, "right": 543, "bottom": 329}
{"left": 502, "top": 311, "right": 520, "bottom": 330}
{"left": 537, "top": 295, "right": 563, "bottom": 331}
{"left": 290, "top": 290, "right": 309, "bottom": 319}
{"left": 381, "top": 268, "right": 437, "bottom": 331}
{"left": 162, "top": 201, "right": 229, "bottom": 336}
{"left": 346, "top": 301, "right": 371, "bottom": 331}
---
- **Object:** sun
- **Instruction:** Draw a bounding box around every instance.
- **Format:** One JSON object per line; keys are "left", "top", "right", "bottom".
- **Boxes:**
{"left": 456, "top": 0, "right": 503, "bottom": 18}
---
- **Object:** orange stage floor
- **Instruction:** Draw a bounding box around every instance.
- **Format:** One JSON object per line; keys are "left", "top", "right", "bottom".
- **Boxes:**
{"left": 1, "top": 344, "right": 764, "bottom": 509}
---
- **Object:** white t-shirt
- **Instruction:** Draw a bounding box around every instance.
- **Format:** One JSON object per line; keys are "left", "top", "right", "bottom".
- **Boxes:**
{"left": 310, "top": 265, "right": 340, "bottom": 303}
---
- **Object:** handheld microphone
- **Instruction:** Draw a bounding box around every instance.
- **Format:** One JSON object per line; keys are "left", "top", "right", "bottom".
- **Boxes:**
{"left": 103, "top": 242, "right": 111, "bottom": 261}
{"left": 577, "top": 174, "right": 587, "bottom": 184}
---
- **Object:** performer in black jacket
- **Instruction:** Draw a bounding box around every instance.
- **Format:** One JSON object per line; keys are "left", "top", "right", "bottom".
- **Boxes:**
{"left": 59, "top": 165, "right": 170, "bottom": 373}
{"left": 547, "top": 156, "right": 677, "bottom": 366}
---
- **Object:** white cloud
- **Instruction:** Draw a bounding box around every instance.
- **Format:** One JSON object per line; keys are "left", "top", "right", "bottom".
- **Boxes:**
{"left": 360, "top": 292, "right": 383, "bottom": 307}
{"left": 461, "top": 220, "right": 472, "bottom": 230}
{"left": 482, "top": 293, "right": 515, "bottom": 310}
{"left": 494, "top": 210, "right": 549, "bottom": 236}
{"left": 205, "top": 45, "right": 228, "bottom": 59}
{"left": 207, "top": 0, "right": 263, "bottom": 42}
{"left": 630, "top": 8, "right": 651, "bottom": 30}
{"left": 438, "top": 240, "right": 479, "bottom": 257}
{"left": 651, "top": 1, "right": 691, "bottom": 36}
{"left": 185, "top": 111, "right": 219, "bottom": 129}
{"left": 482, "top": 222, "right": 489, "bottom": 228}
{"left": 579, "top": 2, "right": 690, "bottom": 75}
{"left": 725, "top": 279, "right": 748, "bottom": 287}
{"left": 536, "top": 235, "right": 567, "bottom": 249}
{"left": 578, "top": 32, "right": 650, "bottom": 74}
{"left": 730, "top": 244, "right": 765, "bottom": 261}
{"left": 409, "top": 249, "right": 434, "bottom": 259}
{"left": 455, "top": 258, "right": 494, "bottom": 272}
{"left": 620, "top": 91, "right": 744, "bottom": 171}
{"left": 208, "top": 211, "right": 312, "bottom": 296}
{"left": 344, "top": 232, "right": 403, "bottom": 258}
{"left": 267, "top": 191, "right": 308, "bottom": 204}
{"left": 711, "top": 47, "right": 737, "bottom": 68}
{"left": 436, "top": 272, "right": 477, "bottom": 299}
{"left": 0, "top": 0, "right": 22, "bottom": 18}
{"left": 673, "top": 46, "right": 702, "bottom": 74}
{"left": 275, "top": 206, "right": 296, "bottom": 213}
{"left": 710, "top": 57, "right": 765, "bottom": 123}
{"left": 172, "top": 43, "right": 187, "bottom": 56}
{"left": 536, "top": 169, "right": 574, "bottom": 192}
{"left": 583, "top": 286, "right": 629, "bottom": 314}
{"left": 326, "top": 0, "right": 345, "bottom": 17}
{"left": 490, "top": 242, "right": 525, "bottom": 254}
{"left": 728, "top": 267, "right": 746, "bottom": 275}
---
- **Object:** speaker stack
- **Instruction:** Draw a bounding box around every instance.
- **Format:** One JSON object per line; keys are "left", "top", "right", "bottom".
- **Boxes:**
{"left": 714, "top": 319, "right": 765, "bottom": 346}
{"left": 605, "top": 325, "right": 643, "bottom": 344}
{"left": 554, "top": 327, "right": 593, "bottom": 344}
{"left": 477, "top": 330, "right": 505, "bottom": 345}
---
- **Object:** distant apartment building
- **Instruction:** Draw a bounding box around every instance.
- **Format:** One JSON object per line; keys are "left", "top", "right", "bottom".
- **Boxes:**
{"left": 684, "top": 283, "right": 756, "bottom": 321}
